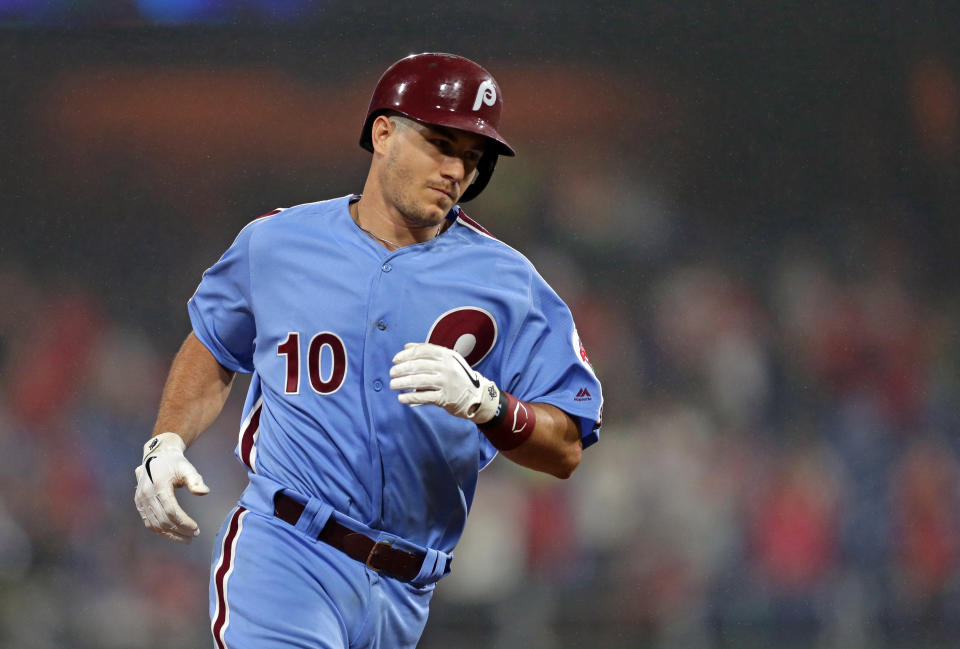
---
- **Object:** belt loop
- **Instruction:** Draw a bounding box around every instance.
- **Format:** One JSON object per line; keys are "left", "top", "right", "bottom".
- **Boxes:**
{"left": 294, "top": 498, "right": 334, "bottom": 539}
{"left": 410, "top": 548, "right": 453, "bottom": 587}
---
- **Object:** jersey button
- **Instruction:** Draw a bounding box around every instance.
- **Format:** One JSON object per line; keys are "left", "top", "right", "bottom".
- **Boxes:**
{"left": 376, "top": 320, "right": 387, "bottom": 331}
{"left": 373, "top": 379, "right": 383, "bottom": 391}
{"left": 381, "top": 263, "right": 392, "bottom": 272}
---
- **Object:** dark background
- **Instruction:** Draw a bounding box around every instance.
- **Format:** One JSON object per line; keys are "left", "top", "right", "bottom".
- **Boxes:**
{"left": 1, "top": 2, "right": 960, "bottom": 647}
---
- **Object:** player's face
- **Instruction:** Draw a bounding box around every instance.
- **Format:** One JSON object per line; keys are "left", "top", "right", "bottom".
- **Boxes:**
{"left": 380, "top": 119, "right": 487, "bottom": 226}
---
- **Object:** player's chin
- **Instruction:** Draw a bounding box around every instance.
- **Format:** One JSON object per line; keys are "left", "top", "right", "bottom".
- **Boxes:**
{"left": 427, "top": 187, "right": 456, "bottom": 210}
{"left": 421, "top": 195, "right": 452, "bottom": 220}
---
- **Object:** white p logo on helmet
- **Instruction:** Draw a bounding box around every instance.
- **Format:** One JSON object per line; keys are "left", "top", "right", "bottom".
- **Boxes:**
{"left": 472, "top": 80, "right": 497, "bottom": 111}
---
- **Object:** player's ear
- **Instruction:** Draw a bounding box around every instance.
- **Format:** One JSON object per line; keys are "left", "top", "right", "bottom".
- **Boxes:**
{"left": 370, "top": 115, "right": 397, "bottom": 155}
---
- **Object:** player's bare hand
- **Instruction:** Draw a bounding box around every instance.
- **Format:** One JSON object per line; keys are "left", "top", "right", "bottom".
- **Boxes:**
{"left": 134, "top": 432, "right": 210, "bottom": 544}
{"left": 390, "top": 342, "right": 501, "bottom": 422}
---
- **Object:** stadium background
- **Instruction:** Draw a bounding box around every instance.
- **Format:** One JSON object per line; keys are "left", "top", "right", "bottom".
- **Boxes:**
{"left": 2, "top": 2, "right": 960, "bottom": 647}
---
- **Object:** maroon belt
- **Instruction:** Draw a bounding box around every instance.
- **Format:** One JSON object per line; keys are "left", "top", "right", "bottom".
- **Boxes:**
{"left": 273, "top": 492, "right": 424, "bottom": 582}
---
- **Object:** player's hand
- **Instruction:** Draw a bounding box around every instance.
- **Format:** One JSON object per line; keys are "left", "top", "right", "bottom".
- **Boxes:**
{"left": 134, "top": 432, "right": 210, "bottom": 544}
{"left": 390, "top": 342, "right": 501, "bottom": 422}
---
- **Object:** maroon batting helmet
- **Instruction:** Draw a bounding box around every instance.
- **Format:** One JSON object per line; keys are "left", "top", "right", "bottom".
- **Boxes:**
{"left": 360, "top": 52, "right": 516, "bottom": 202}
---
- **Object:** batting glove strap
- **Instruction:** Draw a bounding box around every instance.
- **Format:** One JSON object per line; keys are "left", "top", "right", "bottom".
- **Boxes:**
{"left": 477, "top": 390, "right": 536, "bottom": 451}
{"left": 389, "top": 342, "right": 501, "bottom": 422}
{"left": 142, "top": 431, "right": 186, "bottom": 461}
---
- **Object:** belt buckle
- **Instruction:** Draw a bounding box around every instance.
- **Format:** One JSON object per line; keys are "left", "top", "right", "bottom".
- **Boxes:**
{"left": 365, "top": 540, "right": 392, "bottom": 572}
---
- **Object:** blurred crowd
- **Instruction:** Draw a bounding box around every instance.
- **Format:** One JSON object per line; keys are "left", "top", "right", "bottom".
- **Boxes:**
{"left": 2, "top": 13, "right": 960, "bottom": 649}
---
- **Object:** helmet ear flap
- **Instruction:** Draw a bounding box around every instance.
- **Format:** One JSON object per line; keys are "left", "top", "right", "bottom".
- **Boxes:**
{"left": 459, "top": 153, "right": 498, "bottom": 203}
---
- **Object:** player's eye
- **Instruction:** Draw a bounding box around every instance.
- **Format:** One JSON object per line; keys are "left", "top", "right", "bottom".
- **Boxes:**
{"left": 430, "top": 138, "right": 453, "bottom": 153}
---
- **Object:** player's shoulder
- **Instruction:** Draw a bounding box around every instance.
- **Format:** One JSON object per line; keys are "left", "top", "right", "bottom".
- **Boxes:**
{"left": 451, "top": 207, "right": 566, "bottom": 298}
{"left": 452, "top": 208, "right": 532, "bottom": 264}
{"left": 240, "top": 195, "right": 349, "bottom": 234}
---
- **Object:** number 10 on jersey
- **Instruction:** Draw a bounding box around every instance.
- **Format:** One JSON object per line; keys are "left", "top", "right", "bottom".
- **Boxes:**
{"left": 277, "top": 332, "right": 348, "bottom": 395}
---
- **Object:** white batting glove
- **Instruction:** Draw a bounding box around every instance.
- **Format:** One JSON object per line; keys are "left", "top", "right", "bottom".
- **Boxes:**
{"left": 390, "top": 342, "right": 501, "bottom": 422}
{"left": 134, "top": 432, "right": 209, "bottom": 544}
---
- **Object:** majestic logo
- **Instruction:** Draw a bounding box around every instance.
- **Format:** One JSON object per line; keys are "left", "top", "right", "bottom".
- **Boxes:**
{"left": 472, "top": 80, "right": 497, "bottom": 111}
{"left": 574, "top": 387, "right": 592, "bottom": 401}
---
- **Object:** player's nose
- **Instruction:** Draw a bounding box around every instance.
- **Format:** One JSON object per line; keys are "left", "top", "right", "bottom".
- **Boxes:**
{"left": 439, "top": 155, "right": 467, "bottom": 183}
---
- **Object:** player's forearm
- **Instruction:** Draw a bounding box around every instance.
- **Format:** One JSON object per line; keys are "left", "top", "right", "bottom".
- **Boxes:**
{"left": 150, "top": 332, "right": 236, "bottom": 448}
{"left": 500, "top": 402, "right": 582, "bottom": 479}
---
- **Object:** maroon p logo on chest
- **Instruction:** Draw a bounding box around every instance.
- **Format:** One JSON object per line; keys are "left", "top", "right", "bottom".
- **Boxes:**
{"left": 426, "top": 307, "right": 498, "bottom": 366}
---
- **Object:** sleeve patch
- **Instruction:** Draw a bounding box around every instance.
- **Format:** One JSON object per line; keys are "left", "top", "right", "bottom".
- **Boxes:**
{"left": 572, "top": 328, "right": 596, "bottom": 376}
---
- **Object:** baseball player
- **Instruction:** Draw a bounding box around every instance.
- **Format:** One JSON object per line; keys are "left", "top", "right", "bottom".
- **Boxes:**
{"left": 134, "top": 52, "right": 603, "bottom": 649}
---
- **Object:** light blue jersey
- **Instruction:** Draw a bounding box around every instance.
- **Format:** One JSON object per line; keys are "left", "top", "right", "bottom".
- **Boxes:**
{"left": 192, "top": 194, "right": 602, "bottom": 648}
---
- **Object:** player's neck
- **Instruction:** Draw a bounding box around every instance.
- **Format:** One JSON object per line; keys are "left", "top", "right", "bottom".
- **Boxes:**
{"left": 350, "top": 195, "right": 440, "bottom": 250}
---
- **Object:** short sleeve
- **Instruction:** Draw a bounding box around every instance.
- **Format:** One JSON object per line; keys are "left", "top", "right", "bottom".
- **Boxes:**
{"left": 497, "top": 271, "right": 603, "bottom": 449}
{"left": 187, "top": 224, "right": 257, "bottom": 373}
